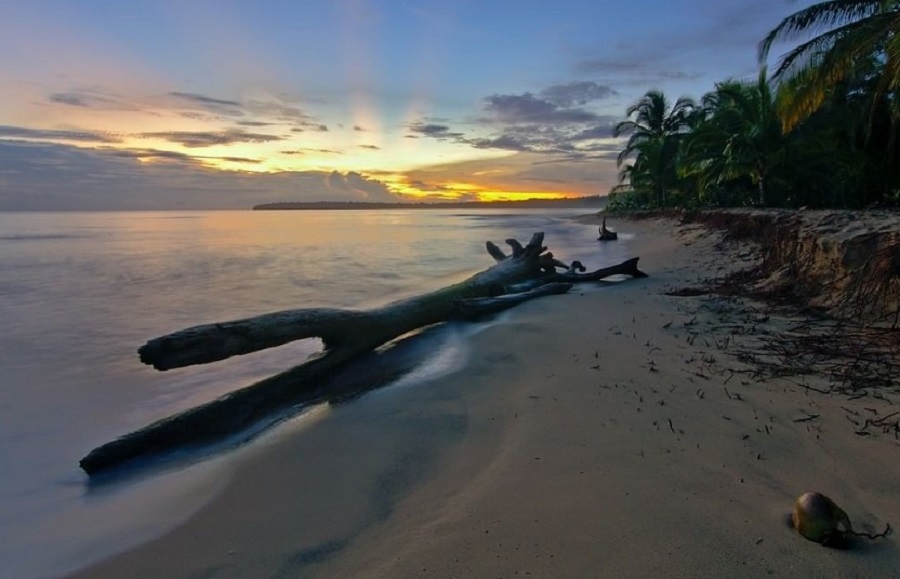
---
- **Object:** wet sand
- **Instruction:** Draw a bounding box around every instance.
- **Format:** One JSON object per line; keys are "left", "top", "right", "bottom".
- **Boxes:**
{"left": 70, "top": 216, "right": 900, "bottom": 578}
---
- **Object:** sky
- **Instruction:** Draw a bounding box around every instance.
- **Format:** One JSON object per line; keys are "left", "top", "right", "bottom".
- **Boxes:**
{"left": 0, "top": 0, "right": 817, "bottom": 210}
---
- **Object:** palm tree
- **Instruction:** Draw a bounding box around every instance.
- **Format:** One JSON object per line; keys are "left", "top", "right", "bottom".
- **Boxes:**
{"left": 792, "top": 59, "right": 900, "bottom": 205}
{"left": 680, "top": 70, "right": 787, "bottom": 205}
{"left": 759, "top": 0, "right": 900, "bottom": 131}
{"left": 614, "top": 90, "right": 695, "bottom": 207}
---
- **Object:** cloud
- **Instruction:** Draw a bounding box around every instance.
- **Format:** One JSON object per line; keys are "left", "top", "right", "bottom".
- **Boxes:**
{"left": 1, "top": 123, "right": 284, "bottom": 151}
{"left": 165, "top": 92, "right": 328, "bottom": 133}
{"left": 107, "top": 148, "right": 200, "bottom": 163}
{"left": 406, "top": 122, "right": 464, "bottom": 139}
{"left": 218, "top": 156, "right": 262, "bottom": 164}
{"left": 108, "top": 148, "right": 261, "bottom": 165}
{"left": 408, "top": 82, "right": 621, "bottom": 160}
{"left": 0, "top": 124, "right": 121, "bottom": 144}
{"left": 0, "top": 140, "right": 403, "bottom": 210}
{"left": 575, "top": 58, "right": 701, "bottom": 85}
{"left": 406, "top": 179, "right": 453, "bottom": 193}
{"left": 178, "top": 111, "right": 218, "bottom": 121}
{"left": 466, "top": 123, "right": 619, "bottom": 157}
{"left": 538, "top": 81, "right": 618, "bottom": 107}
{"left": 244, "top": 100, "right": 305, "bottom": 120}
{"left": 138, "top": 129, "right": 282, "bottom": 148}
{"left": 571, "top": 125, "right": 617, "bottom": 141}
{"left": 482, "top": 93, "right": 599, "bottom": 124}
{"left": 470, "top": 98, "right": 619, "bottom": 157}
{"left": 48, "top": 91, "right": 114, "bottom": 107}
{"left": 236, "top": 120, "right": 277, "bottom": 127}
{"left": 169, "top": 91, "right": 241, "bottom": 107}
{"left": 281, "top": 147, "right": 342, "bottom": 155}
{"left": 44, "top": 88, "right": 133, "bottom": 110}
{"left": 169, "top": 91, "right": 243, "bottom": 111}
{"left": 325, "top": 171, "right": 398, "bottom": 202}
{"left": 291, "top": 124, "right": 329, "bottom": 132}
{"left": 468, "top": 133, "right": 532, "bottom": 153}
{"left": 243, "top": 99, "right": 326, "bottom": 132}
{"left": 479, "top": 81, "right": 616, "bottom": 126}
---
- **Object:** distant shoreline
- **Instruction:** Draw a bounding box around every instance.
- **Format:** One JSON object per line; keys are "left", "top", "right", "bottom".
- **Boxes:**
{"left": 252, "top": 198, "right": 607, "bottom": 211}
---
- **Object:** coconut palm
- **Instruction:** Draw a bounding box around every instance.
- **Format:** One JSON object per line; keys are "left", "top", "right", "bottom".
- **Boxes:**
{"left": 613, "top": 90, "right": 695, "bottom": 206}
{"left": 681, "top": 70, "right": 787, "bottom": 205}
{"left": 759, "top": 0, "right": 900, "bottom": 130}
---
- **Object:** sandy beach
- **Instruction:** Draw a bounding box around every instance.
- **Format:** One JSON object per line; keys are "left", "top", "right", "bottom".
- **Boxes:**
{"left": 70, "top": 215, "right": 900, "bottom": 578}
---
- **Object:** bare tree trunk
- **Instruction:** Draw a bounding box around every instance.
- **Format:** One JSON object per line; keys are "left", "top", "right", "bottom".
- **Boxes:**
{"left": 757, "top": 166, "right": 766, "bottom": 206}
{"left": 598, "top": 215, "right": 618, "bottom": 241}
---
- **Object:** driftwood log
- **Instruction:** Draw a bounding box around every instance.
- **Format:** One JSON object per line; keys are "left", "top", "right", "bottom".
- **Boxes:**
{"left": 80, "top": 232, "right": 647, "bottom": 475}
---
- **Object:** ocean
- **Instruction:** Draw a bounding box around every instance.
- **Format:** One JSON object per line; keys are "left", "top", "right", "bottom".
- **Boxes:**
{"left": 0, "top": 208, "right": 629, "bottom": 578}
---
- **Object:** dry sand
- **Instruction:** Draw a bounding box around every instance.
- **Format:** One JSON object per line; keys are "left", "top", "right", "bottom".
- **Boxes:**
{"left": 70, "top": 217, "right": 900, "bottom": 578}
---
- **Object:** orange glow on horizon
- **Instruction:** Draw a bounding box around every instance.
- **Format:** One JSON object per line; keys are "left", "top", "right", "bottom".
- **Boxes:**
{"left": 389, "top": 177, "right": 572, "bottom": 202}
{"left": 472, "top": 190, "right": 569, "bottom": 202}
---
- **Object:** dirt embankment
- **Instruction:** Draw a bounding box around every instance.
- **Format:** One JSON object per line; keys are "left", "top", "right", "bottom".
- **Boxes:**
{"left": 684, "top": 209, "right": 900, "bottom": 327}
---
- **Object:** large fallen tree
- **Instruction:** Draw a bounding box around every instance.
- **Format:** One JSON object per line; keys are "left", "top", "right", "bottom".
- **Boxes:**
{"left": 80, "top": 232, "right": 647, "bottom": 475}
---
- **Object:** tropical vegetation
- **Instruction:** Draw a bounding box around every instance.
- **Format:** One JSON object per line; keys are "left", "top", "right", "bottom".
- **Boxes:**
{"left": 610, "top": 0, "right": 900, "bottom": 210}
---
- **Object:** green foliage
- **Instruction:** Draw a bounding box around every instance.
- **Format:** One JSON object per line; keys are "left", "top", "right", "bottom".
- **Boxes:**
{"left": 613, "top": 91, "right": 696, "bottom": 208}
{"left": 760, "top": 0, "right": 900, "bottom": 131}
{"left": 680, "top": 70, "right": 788, "bottom": 206}
{"left": 610, "top": 1, "right": 900, "bottom": 210}
{"left": 607, "top": 187, "right": 652, "bottom": 211}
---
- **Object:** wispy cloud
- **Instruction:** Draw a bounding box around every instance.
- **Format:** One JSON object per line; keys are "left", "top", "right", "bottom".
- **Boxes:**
{"left": 538, "top": 81, "right": 618, "bottom": 107}
{"left": 138, "top": 129, "right": 282, "bottom": 148}
{"left": 108, "top": 148, "right": 261, "bottom": 165}
{"left": 281, "top": 147, "right": 342, "bottom": 155}
{"left": 291, "top": 124, "right": 329, "bottom": 132}
{"left": 236, "top": 120, "right": 278, "bottom": 127}
{"left": 48, "top": 91, "right": 118, "bottom": 108}
{"left": 168, "top": 91, "right": 243, "bottom": 115}
{"left": 575, "top": 58, "right": 702, "bottom": 86}
{"left": 406, "top": 122, "right": 464, "bottom": 139}
{"left": 165, "top": 91, "right": 328, "bottom": 132}
{"left": 0, "top": 124, "right": 121, "bottom": 144}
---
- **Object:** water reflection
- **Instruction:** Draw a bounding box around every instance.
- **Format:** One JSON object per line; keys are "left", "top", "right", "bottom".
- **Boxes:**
{"left": 83, "top": 322, "right": 468, "bottom": 486}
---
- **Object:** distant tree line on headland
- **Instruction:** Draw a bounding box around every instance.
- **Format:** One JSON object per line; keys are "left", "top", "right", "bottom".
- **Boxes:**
{"left": 253, "top": 197, "right": 607, "bottom": 211}
{"left": 609, "top": 0, "right": 900, "bottom": 210}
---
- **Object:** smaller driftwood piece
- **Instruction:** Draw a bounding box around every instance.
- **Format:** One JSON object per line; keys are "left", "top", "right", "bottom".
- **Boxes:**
{"left": 598, "top": 215, "right": 618, "bottom": 241}
{"left": 80, "top": 232, "right": 647, "bottom": 475}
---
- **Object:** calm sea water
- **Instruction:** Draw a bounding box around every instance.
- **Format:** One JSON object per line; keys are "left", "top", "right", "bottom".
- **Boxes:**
{"left": 0, "top": 208, "right": 627, "bottom": 578}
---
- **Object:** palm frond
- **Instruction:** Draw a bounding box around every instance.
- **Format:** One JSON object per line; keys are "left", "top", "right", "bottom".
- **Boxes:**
{"left": 770, "top": 15, "right": 889, "bottom": 81}
{"left": 759, "top": 0, "right": 883, "bottom": 62}
{"left": 770, "top": 10, "right": 900, "bottom": 130}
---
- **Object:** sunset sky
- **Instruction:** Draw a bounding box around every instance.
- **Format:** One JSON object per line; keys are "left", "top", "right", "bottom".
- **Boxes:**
{"left": 0, "top": 0, "right": 815, "bottom": 210}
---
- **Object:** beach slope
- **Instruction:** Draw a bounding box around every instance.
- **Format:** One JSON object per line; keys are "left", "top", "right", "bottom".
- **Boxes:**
{"left": 71, "top": 215, "right": 900, "bottom": 579}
